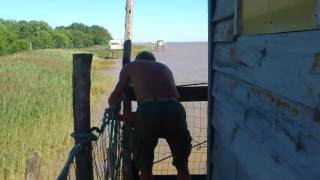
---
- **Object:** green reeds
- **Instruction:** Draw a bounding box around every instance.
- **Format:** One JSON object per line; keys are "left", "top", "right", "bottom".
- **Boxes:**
{"left": 0, "top": 49, "right": 115, "bottom": 179}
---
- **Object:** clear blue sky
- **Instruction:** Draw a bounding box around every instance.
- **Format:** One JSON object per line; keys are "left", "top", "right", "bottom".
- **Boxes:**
{"left": 1, "top": 0, "right": 208, "bottom": 42}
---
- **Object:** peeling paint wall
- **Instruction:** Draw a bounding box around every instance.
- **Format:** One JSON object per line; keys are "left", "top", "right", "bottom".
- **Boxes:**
{"left": 209, "top": 0, "right": 320, "bottom": 179}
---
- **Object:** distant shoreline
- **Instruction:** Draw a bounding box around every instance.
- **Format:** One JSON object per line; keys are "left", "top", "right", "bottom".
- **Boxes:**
{"left": 135, "top": 41, "right": 208, "bottom": 45}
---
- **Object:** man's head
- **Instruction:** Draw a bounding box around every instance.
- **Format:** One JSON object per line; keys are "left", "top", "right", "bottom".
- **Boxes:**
{"left": 135, "top": 51, "right": 156, "bottom": 61}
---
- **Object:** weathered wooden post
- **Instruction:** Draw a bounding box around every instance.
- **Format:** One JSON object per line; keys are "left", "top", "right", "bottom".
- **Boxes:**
{"left": 72, "top": 53, "right": 93, "bottom": 180}
{"left": 124, "top": 0, "right": 134, "bottom": 41}
{"left": 25, "top": 152, "right": 41, "bottom": 180}
{"left": 123, "top": 0, "right": 141, "bottom": 179}
{"left": 121, "top": 40, "right": 136, "bottom": 180}
{"left": 123, "top": 0, "right": 137, "bottom": 179}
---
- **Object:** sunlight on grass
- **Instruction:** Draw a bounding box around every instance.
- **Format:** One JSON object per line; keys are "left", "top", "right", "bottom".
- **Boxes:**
{"left": 0, "top": 49, "right": 116, "bottom": 179}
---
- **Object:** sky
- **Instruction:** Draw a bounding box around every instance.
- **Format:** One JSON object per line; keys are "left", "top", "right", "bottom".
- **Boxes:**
{"left": 0, "top": 0, "right": 208, "bottom": 42}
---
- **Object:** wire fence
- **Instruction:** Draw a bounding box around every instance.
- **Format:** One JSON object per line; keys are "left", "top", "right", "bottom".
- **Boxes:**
{"left": 57, "top": 99, "right": 207, "bottom": 179}
{"left": 153, "top": 101, "right": 208, "bottom": 175}
{"left": 57, "top": 107, "right": 122, "bottom": 180}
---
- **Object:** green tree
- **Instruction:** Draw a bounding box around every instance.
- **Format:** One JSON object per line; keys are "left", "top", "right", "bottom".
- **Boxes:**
{"left": 90, "top": 25, "right": 112, "bottom": 45}
{"left": 0, "top": 19, "right": 114, "bottom": 54}
{"left": 0, "top": 23, "right": 29, "bottom": 55}
{"left": 32, "top": 31, "right": 54, "bottom": 48}
{"left": 65, "top": 30, "right": 94, "bottom": 48}
{"left": 69, "top": 23, "right": 90, "bottom": 33}
{"left": 52, "top": 31, "right": 72, "bottom": 48}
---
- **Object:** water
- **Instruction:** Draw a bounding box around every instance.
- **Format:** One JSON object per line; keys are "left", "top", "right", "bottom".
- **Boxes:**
{"left": 105, "top": 42, "right": 209, "bottom": 85}
{"left": 153, "top": 42, "right": 208, "bottom": 85}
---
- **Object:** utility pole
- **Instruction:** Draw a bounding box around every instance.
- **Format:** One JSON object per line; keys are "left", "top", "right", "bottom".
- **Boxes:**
{"left": 124, "top": 0, "right": 134, "bottom": 40}
{"left": 123, "top": 1, "right": 138, "bottom": 180}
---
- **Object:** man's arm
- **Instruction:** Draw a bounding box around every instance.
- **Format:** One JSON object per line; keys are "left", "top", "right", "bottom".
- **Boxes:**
{"left": 108, "top": 66, "right": 130, "bottom": 107}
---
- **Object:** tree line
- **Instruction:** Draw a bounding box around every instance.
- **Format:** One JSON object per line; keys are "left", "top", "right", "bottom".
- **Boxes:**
{"left": 0, "top": 19, "right": 113, "bottom": 55}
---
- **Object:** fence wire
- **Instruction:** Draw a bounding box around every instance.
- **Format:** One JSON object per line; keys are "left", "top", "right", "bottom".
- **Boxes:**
{"left": 57, "top": 106, "right": 122, "bottom": 180}
{"left": 152, "top": 101, "right": 208, "bottom": 175}
{"left": 92, "top": 130, "right": 108, "bottom": 180}
{"left": 58, "top": 100, "right": 208, "bottom": 179}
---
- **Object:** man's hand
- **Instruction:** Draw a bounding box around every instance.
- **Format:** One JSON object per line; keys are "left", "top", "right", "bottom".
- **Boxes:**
{"left": 108, "top": 66, "right": 130, "bottom": 107}
{"left": 119, "top": 112, "right": 136, "bottom": 123}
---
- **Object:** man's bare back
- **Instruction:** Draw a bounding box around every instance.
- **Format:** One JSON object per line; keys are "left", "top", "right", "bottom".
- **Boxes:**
{"left": 108, "top": 60, "right": 179, "bottom": 106}
{"left": 108, "top": 51, "right": 191, "bottom": 180}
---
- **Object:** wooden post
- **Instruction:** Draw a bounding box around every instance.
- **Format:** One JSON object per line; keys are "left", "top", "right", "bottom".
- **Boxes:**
{"left": 72, "top": 53, "right": 93, "bottom": 180}
{"left": 124, "top": 0, "right": 134, "bottom": 40}
{"left": 123, "top": 0, "right": 136, "bottom": 179}
{"left": 122, "top": 40, "right": 137, "bottom": 180}
{"left": 122, "top": 40, "right": 132, "bottom": 66}
{"left": 25, "top": 152, "right": 41, "bottom": 180}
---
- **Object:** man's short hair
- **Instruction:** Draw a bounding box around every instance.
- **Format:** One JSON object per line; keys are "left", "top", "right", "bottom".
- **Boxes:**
{"left": 135, "top": 51, "right": 156, "bottom": 61}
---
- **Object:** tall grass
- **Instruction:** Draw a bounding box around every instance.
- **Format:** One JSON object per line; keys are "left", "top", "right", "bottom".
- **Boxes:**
{"left": 0, "top": 49, "right": 115, "bottom": 179}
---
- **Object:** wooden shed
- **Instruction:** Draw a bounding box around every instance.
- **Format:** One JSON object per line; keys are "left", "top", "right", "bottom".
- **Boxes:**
{"left": 207, "top": 0, "right": 320, "bottom": 179}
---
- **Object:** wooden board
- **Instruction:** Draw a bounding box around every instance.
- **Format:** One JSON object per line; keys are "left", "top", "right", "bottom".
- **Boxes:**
{"left": 126, "top": 86, "right": 208, "bottom": 102}
{"left": 212, "top": 30, "right": 320, "bottom": 108}
{"left": 209, "top": 1, "right": 320, "bottom": 180}
{"left": 213, "top": 0, "right": 235, "bottom": 21}
{"left": 210, "top": 72, "right": 320, "bottom": 180}
{"left": 214, "top": 17, "right": 235, "bottom": 42}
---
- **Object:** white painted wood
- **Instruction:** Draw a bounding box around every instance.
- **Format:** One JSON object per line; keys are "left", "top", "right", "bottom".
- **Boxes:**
{"left": 213, "top": 0, "right": 235, "bottom": 21}
{"left": 210, "top": 72, "right": 320, "bottom": 180}
{"left": 209, "top": 1, "right": 320, "bottom": 180}
{"left": 214, "top": 18, "right": 235, "bottom": 42}
{"left": 213, "top": 30, "right": 320, "bottom": 109}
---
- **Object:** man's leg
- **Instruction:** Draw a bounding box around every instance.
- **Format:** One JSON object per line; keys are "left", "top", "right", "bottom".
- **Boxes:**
{"left": 140, "top": 166, "right": 153, "bottom": 180}
{"left": 135, "top": 139, "right": 157, "bottom": 180}
{"left": 134, "top": 126, "right": 157, "bottom": 180}
{"left": 166, "top": 126, "right": 192, "bottom": 180}
{"left": 176, "top": 162, "right": 191, "bottom": 180}
{"left": 137, "top": 147, "right": 155, "bottom": 180}
{"left": 134, "top": 104, "right": 159, "bottom": 180}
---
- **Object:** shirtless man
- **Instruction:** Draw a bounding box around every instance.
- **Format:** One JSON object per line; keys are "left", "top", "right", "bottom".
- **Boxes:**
{"left": 108, "top": 51, "right": 192, "bottom": 180}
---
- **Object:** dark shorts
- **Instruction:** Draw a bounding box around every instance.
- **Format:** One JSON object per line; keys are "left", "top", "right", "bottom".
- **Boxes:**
{"left": 132, "top": 100, "right": 192, "bottom": 170}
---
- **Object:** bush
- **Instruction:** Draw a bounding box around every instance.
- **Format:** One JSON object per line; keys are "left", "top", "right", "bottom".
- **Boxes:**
{"left": 0, "top": 19, "right": 113, "bottom": 55}
{"left": 0, "top": 24, "right": 29, "bottom": 55}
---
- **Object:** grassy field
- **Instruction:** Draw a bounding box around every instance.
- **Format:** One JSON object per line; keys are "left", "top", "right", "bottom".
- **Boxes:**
{"left": 0, "top": 49, "right": 117, "bottom": 179}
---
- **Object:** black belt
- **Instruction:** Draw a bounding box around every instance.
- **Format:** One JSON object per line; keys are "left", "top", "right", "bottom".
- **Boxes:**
{"left": 138, "top": 97, "right": 178, "bottom": 104}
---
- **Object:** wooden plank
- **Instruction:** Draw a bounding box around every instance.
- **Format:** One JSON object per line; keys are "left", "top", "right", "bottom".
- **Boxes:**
{"left": 177, "top": 86, "right": 208, "bottom": 101}
{"left": 121, "top": 39, "right": 136, "bottom": 180}
{"left": 154, "top": 175, "right": 206, "bottom": 180}
{"left": 212, "top": 30, "right": 320, "bottom": 108}
{"left": 125, "top": 86, "right": 208, "bottom": 102}
{"left": 213, "top": 72, "right": 320, "bottom": 141}
{"left": 214, "top": 17, "right": 235, "bottom": 42}
{"left": 208, "top": 0, "right": 216, "bottom": 179}
{"left": 210, "top": 72, "right": 320, "bottom": 180}
{"left": 211, "top": 136, "right": 241, "bottom": 180}
{"left": 213, "top": 0, "right": 235, "bottom": 21}
{"left": 72, "top": 54, "right": 93, "bottom": 180}
{"left": 317, "top": 0, "right": 320, "bottom": 27}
